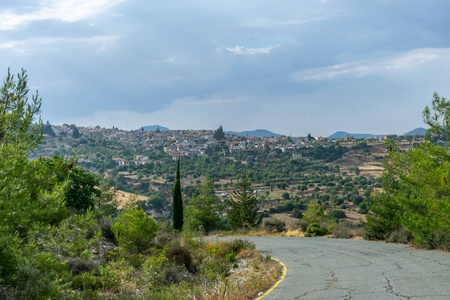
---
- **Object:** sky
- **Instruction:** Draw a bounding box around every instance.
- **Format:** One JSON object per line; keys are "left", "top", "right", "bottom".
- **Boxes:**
{"left": 1, "top": 0, "right": 450, "bottom": 137}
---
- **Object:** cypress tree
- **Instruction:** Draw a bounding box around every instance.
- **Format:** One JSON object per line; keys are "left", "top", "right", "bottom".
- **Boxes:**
{"left": 172, "top": 158, "right": 183, "bottom": 231}
{"left": 72, "top": 126, "right": 80, "bottom": 139}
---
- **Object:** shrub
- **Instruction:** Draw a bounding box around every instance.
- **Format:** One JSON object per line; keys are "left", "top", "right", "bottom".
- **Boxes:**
{"left": 66, "top": 258, "right": 99, "bottom": 276}
{"left": 297, "top": 219, "right": 309, "bottom": 232}
{"left": 98, "top": 217, "right": 116, "bottom": 243}
{"left": 386, "top": 227, "right": 414, "bottom": 244}
{"left": 112, "top": 208, "right": 158, "bottom": 253}
{"left": 165, "top": 244, "right": 193, "bottom": 272}
{"left": 291, "top": 208, "right": 303, "bottom": 219}
{"left": 263, "top": 218, "right": 286, "bottom": 233}
{"left": 303, "top": 202, "right": 326, "bottom": 223}
{"left": 327, "top": 208, "right": 346, "bottom": 220}
{"left": 304, "top": 223, "right": 329, "bottom": 237}
{"left": 213, "top": 239, "right": 255, "bottom": 259}
{"left": 141, "top": 254, "right": 171, "bottom": 287}
{"left": 331, "top": 223, "right": 353, "bottom": 239}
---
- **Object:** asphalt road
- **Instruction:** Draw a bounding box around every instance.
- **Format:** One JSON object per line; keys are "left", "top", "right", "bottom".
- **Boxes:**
{"left": 216, "top": 237, "right": 450, "bottom": 300}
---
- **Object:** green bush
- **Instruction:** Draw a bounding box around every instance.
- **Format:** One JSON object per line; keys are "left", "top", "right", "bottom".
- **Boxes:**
{"left": 327, "top": 208, "right": 346, "bottom": 220}
{"left": 112, "top": 208, "right": 158, "bottom": 253}
{"left": 365, "top": 141, "right": 450, "bottom": 250}
{"left": 297, "top": 219, "right": 309, "bottom": 232}
{"left": 291, "top": 208, "right": 303, "bottom": 219}
{"left": 304, "top": 223, "right": 329, "bottom": 237}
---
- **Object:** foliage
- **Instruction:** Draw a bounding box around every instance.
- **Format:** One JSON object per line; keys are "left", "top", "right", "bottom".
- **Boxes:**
{"left": 263, "top": 218, "right": 286, "bottom": 233}
{"left": 65, "top": 167, "right": 100, "bottom": 211}
{"left": 304, "top": 223, "right": 329, "bottom": 237}
{"left": 423, "top": 92, "right": 450, "bottom": 139}
{"left": 72, "top": 126, "right": 80, "bottom": 139}
{"left": 366, "top": 96, "right": 450, "bottom": 250}
{"left": 92, "top": 176, "right": 119, "bottom": 217}
{"left": 146, "top": 192, "right": 167, "bottom": 212}
{"left": 36, "top": 155, "right": 101, "bottom": 212}
{"left": 185, "top": 180, "right": 224, "bottom": 234}
{"left": 228, "top": 171, "right": 263, "bottom": 229}
{"left": 0, "top": 70, "right": 68, "bottom": 237}
{"left": 326, "top": 208, "right": 347, "bottom": 221}
{"left": 213, "top": 125, "right": 225, "bottom": 140}
{"left": 331, "top": 223, "right": 354, "bottom": 239}
{"left": 112, "top": 208, "right": 158, "bottom": 253}
{"left": 0, "top": 68, "right": 43, "bottom": 149}
{"left": 302, "top": 202, "right": 326, "bottom": 224}
{"left": 365, "top": 141, "right": 450, "bottom": 249}
{"left": 0, "top": 70, "right": 281, "bottom": 299}
{"left": 172, "top": 159, "right": 183, "bottom": 231}
{"left": 43, "top": 121, "right": 55, "bottom": 136}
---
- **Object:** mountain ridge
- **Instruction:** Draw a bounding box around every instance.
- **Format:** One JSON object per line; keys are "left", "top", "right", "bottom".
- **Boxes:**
{"left": 225, "top": 129, "right": 282, "bottom": 138}
{"left": 141, "top": 125, "right": 170, "bottom": 131}
{"left": 328, "top": 127, "right": 428, "bottom": 139}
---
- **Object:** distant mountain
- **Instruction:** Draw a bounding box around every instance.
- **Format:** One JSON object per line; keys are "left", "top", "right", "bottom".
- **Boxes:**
{"left": 141, "top": 125, "right": 170, "bottom": 131}
{"left": 226, "top": 129, "right": 282, "bottom": 138}
{"left": 402, "top": 127, "right": 427, "bottom": 136}
{"left": 328, "top": 131, "right": 378, "bottom": 140}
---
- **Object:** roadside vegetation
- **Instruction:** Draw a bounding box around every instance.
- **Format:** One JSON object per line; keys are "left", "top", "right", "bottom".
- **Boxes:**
{"left": 364, "top": 93, "right": 450, "bottom": 251}
{"left": 2, "top": 68, "right": 447, "bottom": 298}
{"left": 0, "top": 70, "right": 280, "bottom": 299}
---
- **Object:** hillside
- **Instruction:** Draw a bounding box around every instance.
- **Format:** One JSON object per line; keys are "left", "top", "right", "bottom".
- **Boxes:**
{"left": 226, "top": 129, "right": 282, "bottom": 137}
{"left": 403, "top": 127, "right": 427, "bottom": 136}
{"left": 328, "top": 131, "right": 379, "bottom": 139}
{"left": 141, "top": 125, "right": 170, "bottom": 131}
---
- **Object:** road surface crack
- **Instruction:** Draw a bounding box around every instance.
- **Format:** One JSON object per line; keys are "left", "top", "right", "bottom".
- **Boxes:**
{"left": 382, "top": 263, "right": 411, "bottom": 299}
{"left": 295, "top": 268, "right": 338, "bottom": 299}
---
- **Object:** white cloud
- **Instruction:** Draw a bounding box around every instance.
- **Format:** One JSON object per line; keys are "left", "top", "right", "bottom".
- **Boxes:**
{"left": 0, "top": 36, "right": 118, "bottom": 54}
{"left": 294, "top": 48, "right": 448, "bottom": 81}
{"left": 225, "top": 44, "right": 278, "bottom": 55}
{"left": 0, "top": 0, "right": 126, "bottom": 30}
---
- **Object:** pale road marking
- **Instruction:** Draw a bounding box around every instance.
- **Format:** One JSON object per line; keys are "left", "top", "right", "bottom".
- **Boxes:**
{"left": 256, "top": 257, "right": 287, "bottom": 300}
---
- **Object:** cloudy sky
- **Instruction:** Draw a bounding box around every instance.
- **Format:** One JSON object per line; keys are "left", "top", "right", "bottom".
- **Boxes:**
{"left": 1, "top": 0, "right": 450, "bottom": 136}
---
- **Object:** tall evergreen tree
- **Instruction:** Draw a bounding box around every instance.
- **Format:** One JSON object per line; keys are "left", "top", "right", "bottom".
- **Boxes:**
{"left": 228, "top": 171, "right": 262, "bottom": 230}
{"left": 185, "top": 180, "right": 224, "bottom": 234}
{"left": 172, "top": 158, "right": 183, "bottom": 231}
{"left": 43, "top": 121, "right": 55, "bottom": 137}
{"left": 213, "top": 125, "right": 225, "bottom": 140}
{"left": 72, "top": 126, "right": 80, "bottom": 139}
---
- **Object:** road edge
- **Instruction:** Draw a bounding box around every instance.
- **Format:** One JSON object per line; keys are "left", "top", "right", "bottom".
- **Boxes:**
{"left": 255, "top": 257, "right": 287, "bottom": 300}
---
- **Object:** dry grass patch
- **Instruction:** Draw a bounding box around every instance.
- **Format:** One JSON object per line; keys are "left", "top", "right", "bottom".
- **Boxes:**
{"left": 342, "top": 209, "right": 366, "bottom": 224}
{"left": 115, "top": 190, "right": 147, "bottom": 209}
{"left": 284, "top": 229, "right": 304, "bottom": 237}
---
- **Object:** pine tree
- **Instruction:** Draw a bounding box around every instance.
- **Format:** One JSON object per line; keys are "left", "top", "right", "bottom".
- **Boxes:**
{"left": 229, "top": 171, "right": 262, "bottom": 230}
{"left": 43, "top": 121, "right": 55, "bottom": 137}
{"left": 185, "top": 180, "right": 224, "bottom": 234}
{"left": 213, "top": 125, "right": 225, "bottom": 140}
{"left": 172, "top": 159, "right": 183, "bottom": 231}
{"left": 72, "top": 126, "right": 80, "bottom": 139}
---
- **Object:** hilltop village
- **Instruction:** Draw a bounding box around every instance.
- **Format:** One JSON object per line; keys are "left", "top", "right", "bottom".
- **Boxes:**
{"left": 43, "top": 124, "right": 400, "bottom": 163}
